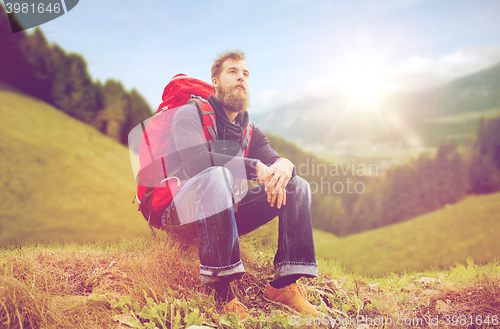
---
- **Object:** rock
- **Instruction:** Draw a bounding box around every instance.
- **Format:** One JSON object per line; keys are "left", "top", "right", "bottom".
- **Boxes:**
{"left": 414, "top": 277, "right": 439, "bottom": 285}
{"left": 333, "top": 279, "right": 342, "bottom": 290}
{"left": 356, "top": 325, "right": 370, "bottom": 329}
{"left": 418, "top": 289, "right": 437, "bottom": 299}
{"left": 435, "top": 300, "right": 449, "bottom": 313}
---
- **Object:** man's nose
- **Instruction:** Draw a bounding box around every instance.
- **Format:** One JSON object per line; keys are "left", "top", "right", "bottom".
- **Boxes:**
{"left": 237, "top": 72, "right": 245, "bottom": 81}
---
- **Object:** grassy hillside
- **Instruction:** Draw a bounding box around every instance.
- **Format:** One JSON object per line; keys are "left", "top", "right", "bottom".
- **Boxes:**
{"left": 2, "top": 80, "right": 499, "bottom": 281}
{"left": 431, "top": 62, "right": 500, "bottom": 117}
{"left": 0, "top": 82, "right": 150, "bottom": 245}
{"left": 1, "top": 234, "right": 499, "bottom": 328}
{"left": 314, "top": 191, "right": 500, "bottom": 277}
{"left": 248, "top": 190, "right": 500, "bottom": 277}
{"left": 1, "top": 82, "right": 500, "bottom": 328}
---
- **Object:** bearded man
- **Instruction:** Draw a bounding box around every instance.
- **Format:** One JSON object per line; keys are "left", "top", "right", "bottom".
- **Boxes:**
{"left": 159, "top": 51, "right": 318, "bottom": 321}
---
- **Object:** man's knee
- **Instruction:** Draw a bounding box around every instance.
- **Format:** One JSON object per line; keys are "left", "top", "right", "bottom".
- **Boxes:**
{"left": 287, "top": 176, "right": 311, "bottom": 199}
{"left": 200, "top": 166, "right": 234, "bottom": 192}
{"left": 174, "top": 166, "right": 235, "bottom": 224}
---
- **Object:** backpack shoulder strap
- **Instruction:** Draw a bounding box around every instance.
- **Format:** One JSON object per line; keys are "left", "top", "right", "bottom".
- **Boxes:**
{"left": 187, "top": 97, "right": 217, "bottom": 141}
{"left": 243, "top": 121, "right": 253, "bottom": 158}
{"left": 186, "top": 97, "right": 254, "bottom": 158}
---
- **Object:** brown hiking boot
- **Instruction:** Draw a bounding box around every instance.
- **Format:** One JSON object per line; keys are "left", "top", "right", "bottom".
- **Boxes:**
{"left": 222, "top": 297, "right": 249, "bottom": 322}
{"left": 263, "top": 283, "right": 319, "bottom": 316}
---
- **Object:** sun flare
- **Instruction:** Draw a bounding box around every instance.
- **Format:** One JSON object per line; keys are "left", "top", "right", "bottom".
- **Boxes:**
{"left": 327, "top": 57, "right": 392, "bottom": 138}
{"left": 340, "top": 62, "right": 388, "bottom": 107}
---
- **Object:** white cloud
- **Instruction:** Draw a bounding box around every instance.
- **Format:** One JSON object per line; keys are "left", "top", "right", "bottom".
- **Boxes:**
{"left": 389, "top": 46, "right": 500, "bottom": 89}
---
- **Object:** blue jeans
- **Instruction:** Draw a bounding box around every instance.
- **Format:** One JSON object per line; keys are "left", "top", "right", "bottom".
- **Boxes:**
{"left": 160, "top": 166, "right": 317, "bottom": 284}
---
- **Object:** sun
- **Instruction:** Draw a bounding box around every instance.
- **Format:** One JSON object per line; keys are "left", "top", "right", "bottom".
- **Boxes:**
{"left": 340, "top": 61, "right": 388, "bottom": 107}
{"left": 327, "top": 58, "right": 392, "bottom": 138}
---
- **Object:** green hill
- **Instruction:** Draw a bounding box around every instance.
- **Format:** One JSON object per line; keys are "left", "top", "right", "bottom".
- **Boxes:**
{"left": 0, "top": 82, "right": 150, "bottom": 246}
{"left": 314, "top": 191, "right": 500, "bottom": 276}
{"left": 1, "top": 82, "right": 500, "bottom": 328}
{"left": 253, "top": 62, "right": 500, "bottom": 151}
{"left": 2, "top": 79, "right": 499, "bottom": 280}
{"left": 431, "top": 61, "right": 500, "bottom": 117}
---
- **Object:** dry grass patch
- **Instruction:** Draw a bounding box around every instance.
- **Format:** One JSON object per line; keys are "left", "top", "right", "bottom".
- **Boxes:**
{"left": 1, "top": 234, "right": 500, "bottom": 328}
{"left": 419, "top": 275, "right": 500, "bottom": 322}
{"left": 0, "top": 231, "right": 203, "bottom": 328}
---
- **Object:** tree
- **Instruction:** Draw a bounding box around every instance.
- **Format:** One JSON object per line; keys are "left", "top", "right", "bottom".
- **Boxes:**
{"left": 0, "top": 6, "right": 34, "bottom": 92}
{"left": 18, "top": 27, "right": 52, "bottom": 103}
{"left": 121, "top": 89, "right": 153, "bottom": 145}
{"left": 469, "top": 117, "right": 500, "bottom": 193}
{"left": 1, "top": 5, "right": 152, "bottom": 145}
{"left": 346, "top": 141, "right": 469, "bottom": 235}
{"left": 92, "top": 80, "right": 130, "bottom": 142}
{"left": 349, "top": 180, "right": 383, "bottom": 234}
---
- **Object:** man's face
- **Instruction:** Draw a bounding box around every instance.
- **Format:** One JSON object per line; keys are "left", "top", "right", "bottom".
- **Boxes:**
{"left": 212, "top": 59, "right": 250, "bottom": 113}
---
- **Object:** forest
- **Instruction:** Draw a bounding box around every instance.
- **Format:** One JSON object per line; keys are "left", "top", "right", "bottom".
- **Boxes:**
{"left": 0, "top": 7, "right": 152, "bottom": 145}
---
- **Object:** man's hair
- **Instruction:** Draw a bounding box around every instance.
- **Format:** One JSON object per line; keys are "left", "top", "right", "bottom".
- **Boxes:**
{"left": 211, "top": 50, "right": 246, "bottom": 80}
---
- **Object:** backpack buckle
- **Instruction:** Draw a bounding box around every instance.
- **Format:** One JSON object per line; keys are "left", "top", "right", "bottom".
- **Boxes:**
{"left": 189, "top": 94, "right": 208, "bottom": 103}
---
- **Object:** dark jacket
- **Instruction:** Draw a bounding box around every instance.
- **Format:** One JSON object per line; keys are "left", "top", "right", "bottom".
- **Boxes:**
{"left": 169, "top": 95, "right": 287, "bottom": 181}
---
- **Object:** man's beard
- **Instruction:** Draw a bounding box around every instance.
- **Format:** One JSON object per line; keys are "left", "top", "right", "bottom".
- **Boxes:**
{"left": 215, "top": 83, "right": 249, "bottom": 113}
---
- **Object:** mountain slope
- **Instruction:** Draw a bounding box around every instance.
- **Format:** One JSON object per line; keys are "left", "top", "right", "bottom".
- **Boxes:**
{"left": 314, "top": 191, "right": 500, "bottom": 276}
{"left": 253, "top": 62, "right": 500, "bottom": 152}
{"left": 429, "top": 62, "right": 500, "bottom": 117}
{"left": 0, "top": 82, "right": 150, "bottom": 245}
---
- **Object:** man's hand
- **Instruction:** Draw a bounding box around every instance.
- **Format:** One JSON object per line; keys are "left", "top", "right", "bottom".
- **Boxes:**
{"left": 256, "top": 161, "right": 270, "bottom": 185}
{"left": 256, "top": 158, "right": 294, "bottom": 209}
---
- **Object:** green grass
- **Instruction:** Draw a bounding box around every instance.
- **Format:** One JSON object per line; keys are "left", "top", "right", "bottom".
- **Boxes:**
{"left": 314, "top": 191, "right": 500, "bottom": 277}
{"left": 242, "top": 189, "right": 500, "bottom": 277}
{"left": 0, "top": 82, "right": 150, "bottom": 246}
{"left": 1, "top": 235, "right": 499, "bottom": 328}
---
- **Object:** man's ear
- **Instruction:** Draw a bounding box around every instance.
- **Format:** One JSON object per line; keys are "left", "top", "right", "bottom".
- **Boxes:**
{"left": 211, "top": 78, "right": 219, "bottom": 95}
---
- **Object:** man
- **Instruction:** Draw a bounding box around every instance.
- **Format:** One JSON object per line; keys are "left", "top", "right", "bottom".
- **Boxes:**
{"left": 160, "top": 50, "right": 318, "bottom": 321}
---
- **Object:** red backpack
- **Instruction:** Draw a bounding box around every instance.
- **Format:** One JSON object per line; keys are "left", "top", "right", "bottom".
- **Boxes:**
{"left": 131, "top": 74, "right": 253, "bottom": 225}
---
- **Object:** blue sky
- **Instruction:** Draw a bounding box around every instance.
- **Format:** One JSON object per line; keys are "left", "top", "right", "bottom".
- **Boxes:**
{"left": 4, "top": 0, "right": 500, "bottom": 113}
